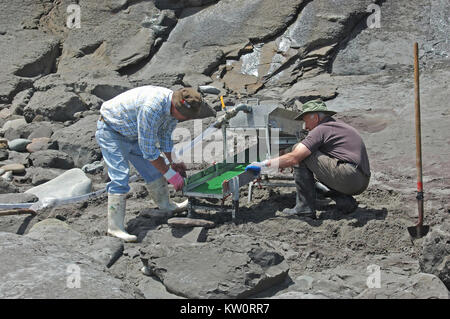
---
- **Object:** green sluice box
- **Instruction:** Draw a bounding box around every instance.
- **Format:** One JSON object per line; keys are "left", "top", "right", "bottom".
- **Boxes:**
{"left": 189, "top": 164, "right": 248, "bottom": 195}
{"left": 182, "top": 161, "right": 256, "bottom": 198}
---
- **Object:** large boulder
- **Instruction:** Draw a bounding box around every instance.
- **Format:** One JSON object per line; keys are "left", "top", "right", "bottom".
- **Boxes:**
{"left": 0, "top": 232, "right": 139, "bottom": 298}
{"left": 51, "top": 115, "right": 101, "bottom": 168}
{"left": 140, "top": 232, "right": 290, "bottom": 298}
{"left": 23, "top": 86, "right": 86, "bottom": 123}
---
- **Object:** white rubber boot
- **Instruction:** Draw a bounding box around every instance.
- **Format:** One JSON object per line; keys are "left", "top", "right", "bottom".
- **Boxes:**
{"left": 147, "top": 177, "right": 188, "bottom": 214}
{"left": 107, "top": 193, "right": 137, "bottom": 242}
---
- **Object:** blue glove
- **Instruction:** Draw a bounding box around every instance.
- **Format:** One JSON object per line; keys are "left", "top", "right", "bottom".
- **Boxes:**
{"left": 245, "top": 161, "right": 269, "bottom": 175}
{"left": 245, "top": 164, "right": 262, "bottom": 175}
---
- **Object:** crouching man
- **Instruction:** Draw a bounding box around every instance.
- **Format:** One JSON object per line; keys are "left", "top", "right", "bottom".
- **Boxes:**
{"left": 246, "top": 100, "right": 371, "bottom": 218}
{"left": 95, "top": 86, "right": 213, "bottom": 241}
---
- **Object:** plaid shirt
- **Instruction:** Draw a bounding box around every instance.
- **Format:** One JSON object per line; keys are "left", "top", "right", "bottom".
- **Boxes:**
{"left": 100, "top": 86, "right": 178, "bottom": 161}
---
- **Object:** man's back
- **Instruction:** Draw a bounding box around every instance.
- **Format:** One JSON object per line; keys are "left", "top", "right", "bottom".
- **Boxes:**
{"left": 301, "top": 117, "right": 371, "bottom": 177}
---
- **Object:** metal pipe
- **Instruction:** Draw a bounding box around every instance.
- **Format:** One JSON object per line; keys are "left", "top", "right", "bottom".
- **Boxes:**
{"left": 212, "top": 104, "right": 252, "bottom": 129}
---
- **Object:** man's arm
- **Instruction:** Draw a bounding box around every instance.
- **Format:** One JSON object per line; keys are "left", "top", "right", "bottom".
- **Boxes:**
{"left": 164, "top": 151, "right": 187, "bottom": 177}
{"left": 150, "top": 156, "right": 170, "bottom": 175}
{"left": 267, "top": 143, "right": 312, "bottom": 169}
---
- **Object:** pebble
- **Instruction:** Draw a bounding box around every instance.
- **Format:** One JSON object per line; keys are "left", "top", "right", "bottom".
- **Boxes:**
{"left": 26, "top": 137, "right": 53, "bottom": 153}
{"left": 198, "top": 85, "right": 221, "bottom": 95}
{"left": 0, "top": 163, "right": 26, "bottom": 174}
{"left": 8, "top": 139, "right": 32, "bottom": 152}
{"left": 0, "top": 138, "right": 8, "bottom": 150}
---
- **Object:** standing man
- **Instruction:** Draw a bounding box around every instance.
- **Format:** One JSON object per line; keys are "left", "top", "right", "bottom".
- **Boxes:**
{"left": 246, "top": 100, "right": 371, "bottom": 217}
{"left": 96, "top": 86, "right": 214, "bottom": 241}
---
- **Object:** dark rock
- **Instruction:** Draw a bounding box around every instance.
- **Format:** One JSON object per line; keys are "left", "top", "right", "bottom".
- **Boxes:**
{"left": 23, "top": 86, "right": 87, "bottom": 123}
{"left": 51, "top": 115, "right": 102, "bottom": 168}
{"left": 28, "top": 149, "right": 75, "bottom": 169}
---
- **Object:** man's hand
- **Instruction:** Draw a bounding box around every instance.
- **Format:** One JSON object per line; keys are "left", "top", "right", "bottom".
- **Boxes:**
{"left": 245, "top": 160, "right": 269, "bottom": 176}
{"left": 171, "top": 162, "right": 187, "bottom": 178}
{"left": 163, "top": 168, "right": 184, "bottom": 191}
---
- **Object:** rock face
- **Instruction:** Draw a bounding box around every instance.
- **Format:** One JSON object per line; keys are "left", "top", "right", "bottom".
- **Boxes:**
{"left": 0, "top": 0, "right": 448, "bottom": 300}
{"left": 0, "top": 231, "right": 138, "bottom": 298}
{"left": 420, "top": 222, "right": 450, "bottom": 290}
{"left": 140, "top": 233, "right": 290, "bottom": 298}
{"left": 133, "top": 0, "right": 304, "bottom": 86}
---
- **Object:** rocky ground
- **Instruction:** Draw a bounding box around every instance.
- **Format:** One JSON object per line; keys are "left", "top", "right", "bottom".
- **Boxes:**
{"left": 0, "top": 0, "right": 449, "bottom": 299}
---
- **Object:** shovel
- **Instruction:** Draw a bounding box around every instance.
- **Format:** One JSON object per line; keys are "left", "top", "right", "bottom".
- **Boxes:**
{"left": 407, "top": 42, "right": 430, "bottom": 239}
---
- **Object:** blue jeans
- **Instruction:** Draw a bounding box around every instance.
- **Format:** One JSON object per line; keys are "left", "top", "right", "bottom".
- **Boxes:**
{"left": 95, "top": 120, "right": 162, "bottom": 194}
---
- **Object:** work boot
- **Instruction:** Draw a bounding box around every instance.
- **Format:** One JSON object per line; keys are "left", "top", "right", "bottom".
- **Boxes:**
{"left": 330, "top": 193, "right": 358, "bottom": 214}
{"left": 146, "top": 177, "right": 188, "bottom": 214}
{"left": 281, "top": 163, "right": 316, "bottom": 218}
{"left": 107, "top": 193, "right": 137, "bottom": 242}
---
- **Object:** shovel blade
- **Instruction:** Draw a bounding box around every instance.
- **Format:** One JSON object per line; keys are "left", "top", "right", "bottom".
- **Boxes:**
{"left": 407, "top": 225, "right": 430, "bottom": 239}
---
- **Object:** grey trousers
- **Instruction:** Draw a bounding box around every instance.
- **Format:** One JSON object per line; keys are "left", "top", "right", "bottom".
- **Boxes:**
{"left": 303, "top": 151, "right": 370, "bottom": 196}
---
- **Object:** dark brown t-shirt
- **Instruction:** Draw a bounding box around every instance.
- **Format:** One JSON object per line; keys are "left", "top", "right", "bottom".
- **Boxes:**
{"left": 301, "top": 117, "right": 371, "bottom": 176}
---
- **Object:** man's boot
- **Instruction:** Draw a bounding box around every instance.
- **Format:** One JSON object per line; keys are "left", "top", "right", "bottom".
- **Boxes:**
{"left": 107, "top": 193, "right": 137, "bottom": 242}
{"left": 330, "top": 193, "right": 358, "bottom": 214}
{"left": 146, "top": 177, "right": 188, "bottom": 214}
{"left": 281, "top": 163, "right": 316, "bottom": 217}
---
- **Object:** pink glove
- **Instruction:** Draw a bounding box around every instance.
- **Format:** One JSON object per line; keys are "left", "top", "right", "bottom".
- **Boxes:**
{"left": 164, "top": 168, "right": 184, "bottom": 191}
